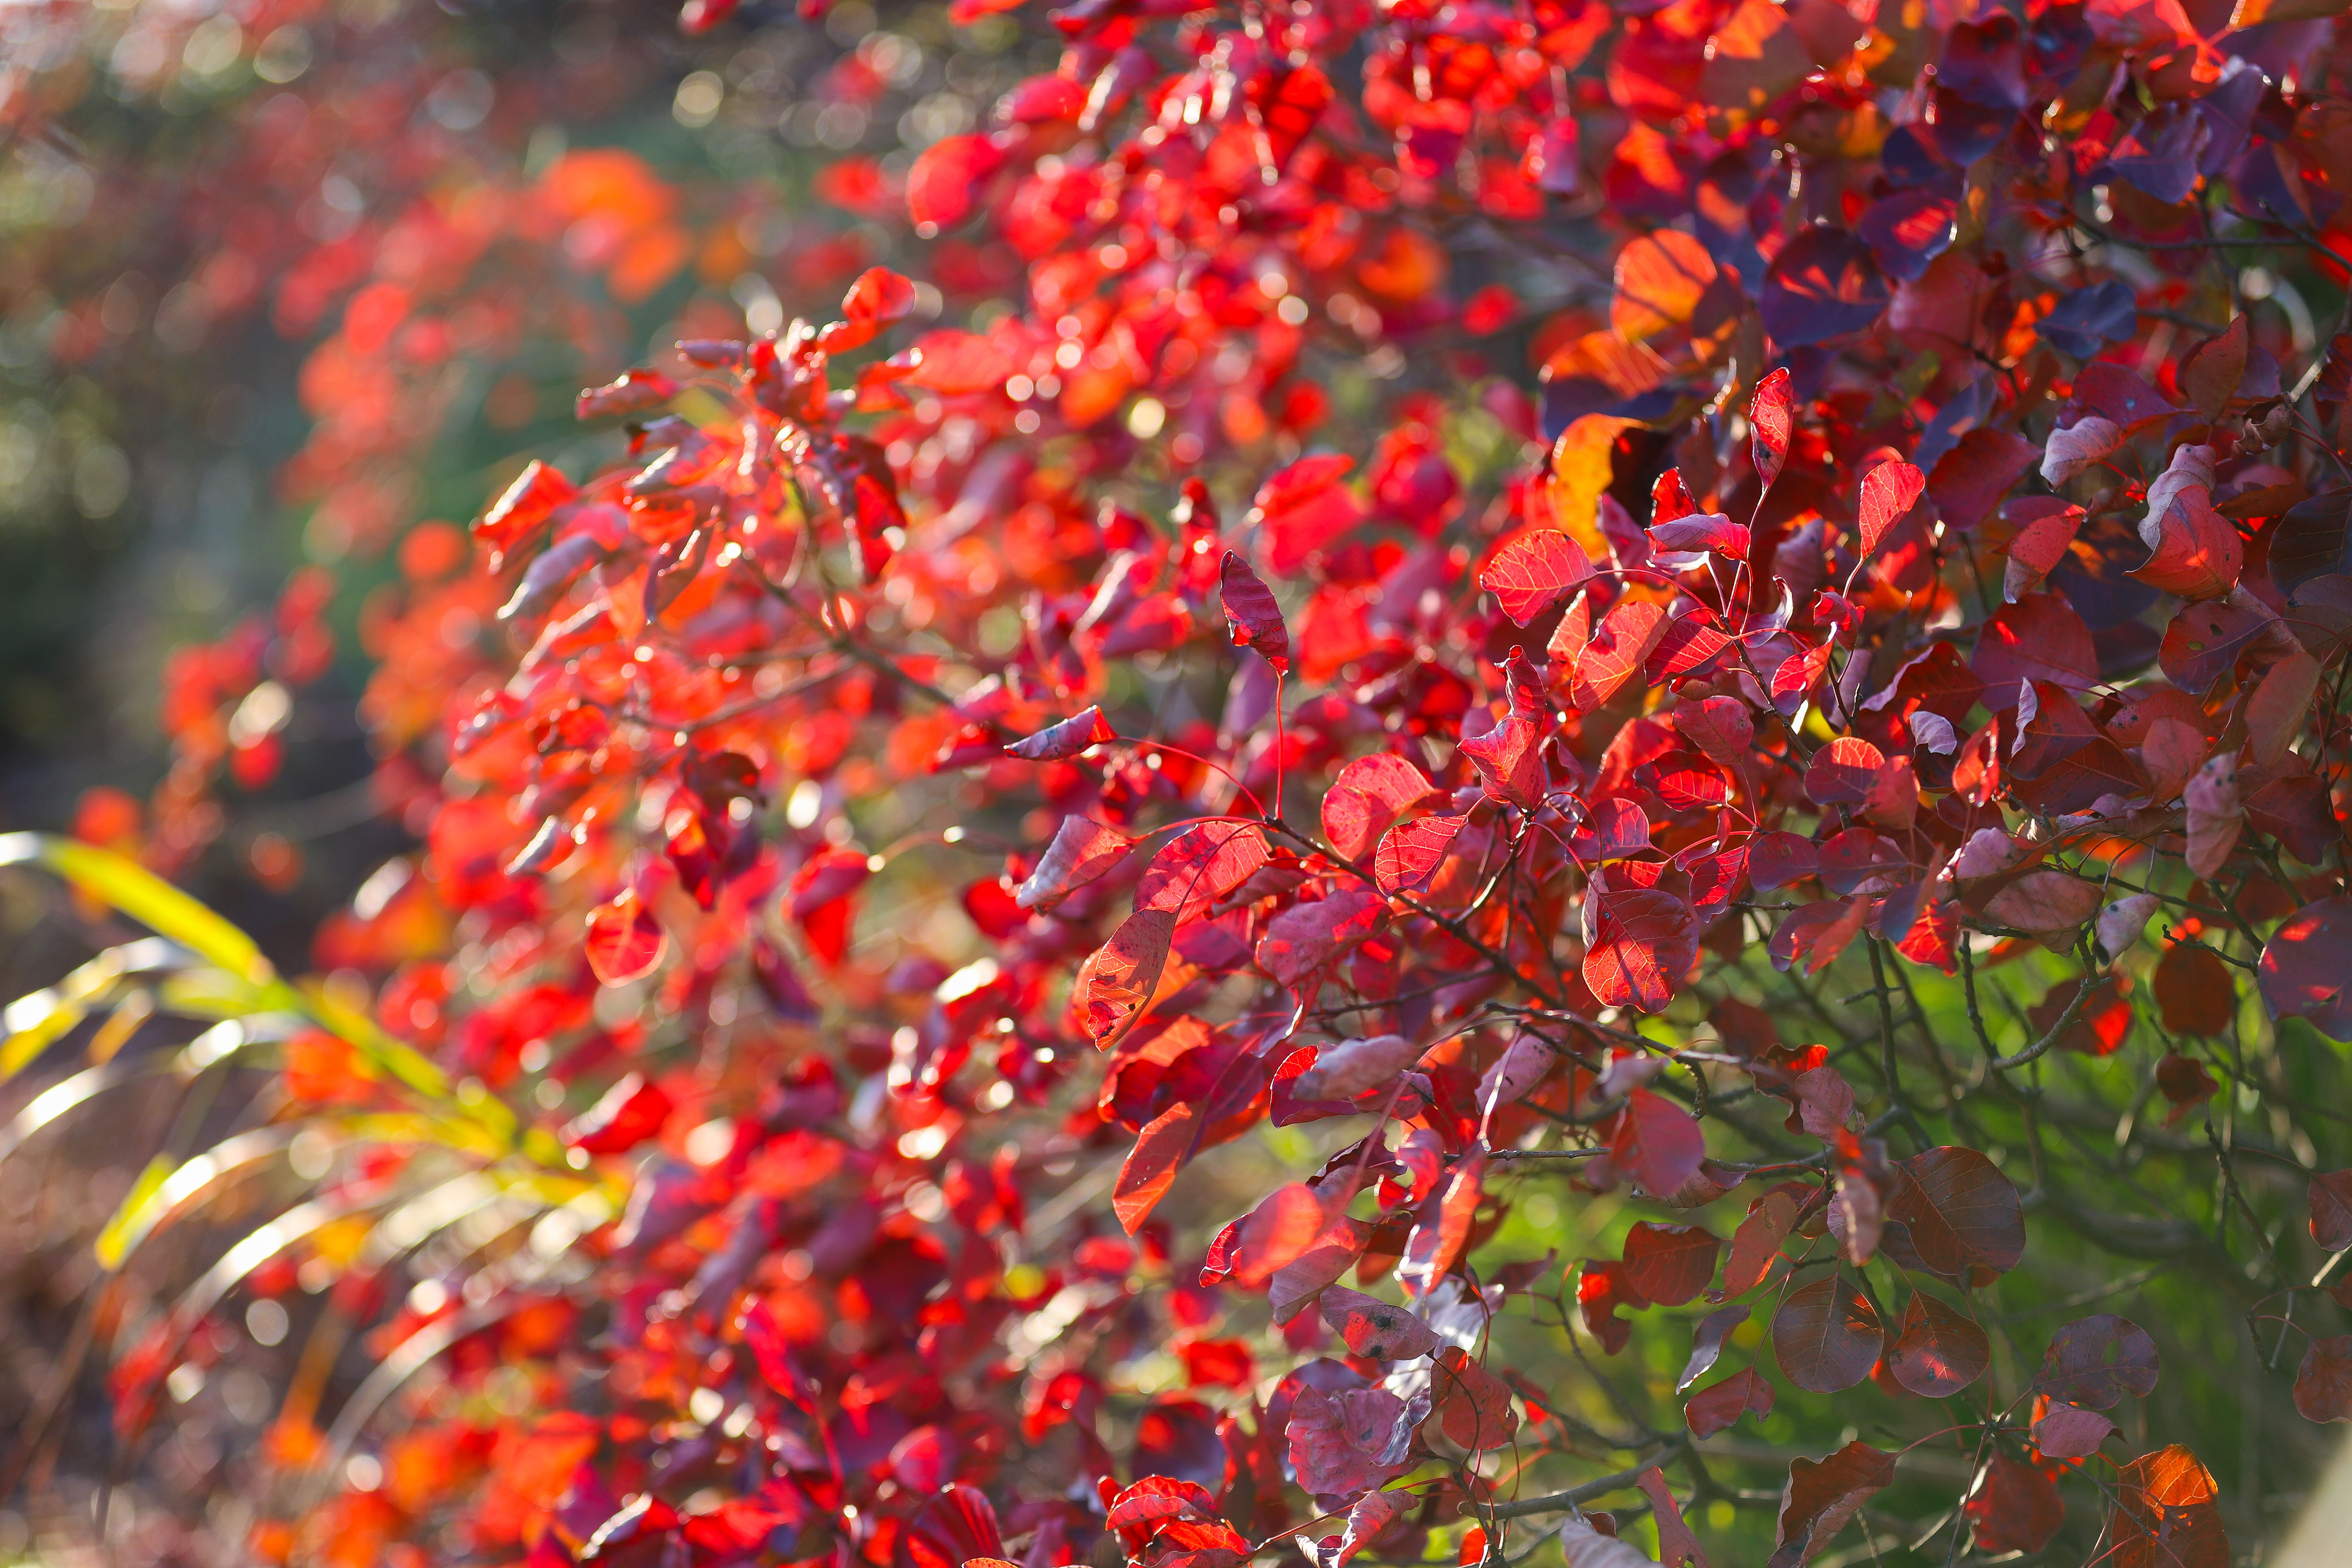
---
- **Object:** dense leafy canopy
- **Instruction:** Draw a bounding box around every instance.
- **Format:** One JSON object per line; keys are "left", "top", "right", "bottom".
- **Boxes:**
{"left": 22, "top": 0, "right": 2352, "bottom": 1565}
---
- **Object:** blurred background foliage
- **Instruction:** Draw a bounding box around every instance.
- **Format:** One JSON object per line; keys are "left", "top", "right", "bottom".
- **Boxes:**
{"left": 0, "top": 0, "right": 1076, "bottom": 960}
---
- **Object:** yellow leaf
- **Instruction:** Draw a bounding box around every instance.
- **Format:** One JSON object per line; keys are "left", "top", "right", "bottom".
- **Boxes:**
{"left": 94, "top": 1153, "right": 175, "bottom": 1269}
{"left": 1549, "top": 415, "right": 1640, "bottom": 553}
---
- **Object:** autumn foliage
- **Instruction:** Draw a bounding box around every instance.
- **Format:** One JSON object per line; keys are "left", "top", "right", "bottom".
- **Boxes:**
{"left": 31, "top": 0, "right": 2352, "bottom": 1564}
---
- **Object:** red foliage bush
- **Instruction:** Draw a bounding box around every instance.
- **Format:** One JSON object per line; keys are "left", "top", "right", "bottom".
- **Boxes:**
{"left": 37, "top": 0, "right": 2352, "bottom": 1564}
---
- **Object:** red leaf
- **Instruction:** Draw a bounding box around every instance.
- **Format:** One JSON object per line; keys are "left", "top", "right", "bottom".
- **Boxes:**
{"left": 1478, "top": 529, "right": 1592, "bottom": 625}
{"left": 1677, "top": 1305, "right": 1752, "bottom": 1392}
{"left": 2132, "top": 486, "right": 2243, "bottom": 600}
{"left": 1285, "top": 1384, "right": 1413, "bottom": 1499}
{"left": 1722, "top": 1190, "right": 1799, "bottom": 1297}
{"left": 1855, "top": 460, "right": 1925, "bottom": 561}
{"left": 1229, "top": 1183, "right": 1328, "bottom": 1289}
{"left": 2032, "top": 1400, "right": 2116, "bottom": 1458}
{"left": 1291, "top": 1033, "right": 1421, "bottom": 1100}
{"left": 1621, "top": 1222, "right": 1719, "bottom": 1306}
{"left": 1113, "top": 1102, "right": 1198, "bottom": 1233}
{"left": 2110, "top": 1446, "right": 2229, "bottom": 1568}
{"left": 1769, "top": 898, "right": 1868, "bottom": 975}
{"left": 1399, "top": 1149, "right": 1485, "bottom": 1297}
{"left": 1255, "top": 885, "right": 1384, "bottom": 987}
{"left": 1647, "top": 513, "right": 1749, "bottom": 562}
{"left": 906, "top": 134, "right": 1005, "bottom": 234}
{"left": 1579, "top": 1259, "right": 1645, "bottom": 1354}
{"left": 1749, "top": 831, "right": 1819, "bottom": 890}
{"left": 2311, "top": 1170, "right": 2352, "bottom": 1250}
{"left": 1635, "top": 1467, "right": 1709, "bottom": 1568}
{"left": 2001, "top": 499, "right": 2087, "bottom": 600}
{"left": 1683, "top": 1367, "right": 1773, "bottom": 1438}
{"left": 1461, "top": 713, "right": 1547, "bottom": 808}
{"left": 1563, "top": 597, "right": 1670, "bottom": 712}
{"left": 1016, "top": 816, "right": 1133, "bottom": 910}
{"left": 1219, "top": 551, "right": 1291, "bottom": 671}
{"left": 585, "top": 893, "right": 667, "bottom": 985}
{"left": 1610, "top": 1087, "right": 1706, "bottom": 1197}
{"left": 1771, "top": 1276, "right": 1883, "bottom": 1393}
{"left": 1136, "top": 822, "right": 1269, "bottom": 924}
{"left": 2247, "top": 648, "right": 2322, "bottom": 770}
{"left": 562, "top": 1072, "right": 674, "bottom": 1155}
{"left": 907, "top": 329, "right": 1009, "bottom": 395}
{"left": 1583, "top": 887, "right": 1698, "bottom": 1012}
{"left": 1374, "top": 814, "right": 1465, "bottom": 894}
{"left": 842, "top": 266, "right": 917, "bottom": 325}
{"left": 2036, "top": 1315, "right": 2160, "bottom": 1410}
{"left": 1964, "top": 1454, "right": 2064, "bottom": 1555}
{"left": 1750, "top": 368, "right": 1793, "bottom": 489}
{"left": 1318, "top": 1285, "right": 1440, "bottom": 1360}
{"left": 1567, "top": 798, "right": 1651, "bottom": 863}
{"left": 2153, "top": 943, "right": 2234, "bottom": 1035}
{"left": 1887, "top": 1290, "right": 1988, "bottom": 1398}
{"left": 1007, "top": 705, "right": 1117, "bottom": 760}
{"left": 2259, "top": 896, "right": 2352, "bottom": 1039}
{"left": 1971, "top": 593, "right": 2098, "bottom": 693}
{"left": 1432, "top": 1344, "right": 1519, "bottom": 1450}
{"left": 1887, "top": 1145, "right": 2024, "bottom": 1276}
{"left": 1803, "top": 736, "right": 1887, "bottom": 805}
{"left": 1769, "top": 1441, "right": 1893, "bottom": 1568}
{"left": 2295, "top": 1334, "right": 2352, "bottom": 1422}
{"left": 1071, "top": 908, "right": 1177, "bottom": 1047}
{"left": 1323, "top": 752, "right": 1438, "bottom": 859}
{"left": 1268, "top": 1217, "right": 1371, "bottom": 1326}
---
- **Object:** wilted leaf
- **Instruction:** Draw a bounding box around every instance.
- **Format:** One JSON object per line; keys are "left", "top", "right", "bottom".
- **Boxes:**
{"left": 1219, "top": 551, "right": 1290, "bottom": 671}
{"left": 1017, "top": 817, "right": 1133, "bottom": 911}
{"left": 1684, "top": 1367, "right": 1773, "bottom": 1438}
{"left": 1319, "top": 1285, "right": 1440, "bottom": 1360}
{"left": 1637, "top": 1467, "right": 1710, "bottom": 1568}
{"left": 1008, "top": 705, "right": 1118, "bottom": 760}
{"left": 2041, "top": 416, "right": 2126, "bottom": 484}
{"left": 1769, "top": 1439, "right": 1894, "bottom": 1568}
